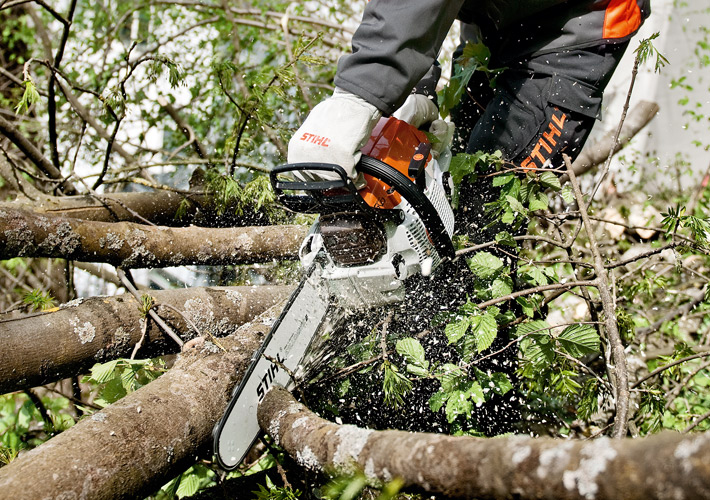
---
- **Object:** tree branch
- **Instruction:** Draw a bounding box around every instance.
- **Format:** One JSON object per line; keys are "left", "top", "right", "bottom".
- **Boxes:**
{"left": 0, "top": 206, "right": 307, "bottom": 267}
{"left": 258, "top": 386, "right": 710, "bottom": 500}
{"left": 565, "top": 155, "right": 629, "bottom": 439}
{"left": 0, "top": 314, "right": 276, "bottom": 499}
{"left": 0, "top": 114, "right": 77, "bottom": 194}
{"left": 0, "top": 285, "right": 291, "bottom": 393}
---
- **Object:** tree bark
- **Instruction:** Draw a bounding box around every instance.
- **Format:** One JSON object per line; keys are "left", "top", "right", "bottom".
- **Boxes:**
{"left": 1, "top": 190, "right": 204, "bottom": 226}
{"left": 0, "top": 285, "right": 292, "bottom": 393}
{"left": 0, "top": 314, "right": 275, "bottom": 499}
{"left": 259, "top": 386, "right": 710, "bottom": 500}
{"left": 0, "top": 206, "right": 307, "bottom": 267}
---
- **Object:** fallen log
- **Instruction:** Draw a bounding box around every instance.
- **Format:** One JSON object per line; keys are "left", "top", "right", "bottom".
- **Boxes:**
{"left": 0, "top": 285, "right": 292, "bottom": 393}
{"left": 258, "top": 386, "right": 710, "bottom": 500}
{"left": 0, "top": 206, "right": 307, "bottom": 267}
{"left": 0, "top": 311, "right": 276, "bottom": 499}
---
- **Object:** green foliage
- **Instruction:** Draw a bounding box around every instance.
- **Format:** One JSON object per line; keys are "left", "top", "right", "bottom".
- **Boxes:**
{"left": 138, "top": 294, "right": 155, "bottom": 317}
{"left": 438, "top": 41, "right": 503, "bottom": 118}
{"left": 0, "top": 392, "right": 74, "bottom": 460}
{"left": 381, "top": 361, "right": 412, "bottom": 409}
{"left": 22, "top": 289, "right": 56, "bottom": 311}
{"left": 203, "top": 169, "right": 283, "bottom": 222}
{"left": 635, "top": 32, "right": 669, "bottom": 73}
{"left": 157, "top": 464, "right": 218, "bottom": 499}
{"left": 321, "top": 472, "right": 403, "bottom": 500}
{"left": 14, "top": 79, "right": 40, "bottom": 115}
{"left": 83, "top": 358, "right": 166, "bottom": 409}
{"left": 661, "top": 205, "right": 710, "bottom": 247}
{"left": 395, "top": 338, "right": 430, "bottom": 377}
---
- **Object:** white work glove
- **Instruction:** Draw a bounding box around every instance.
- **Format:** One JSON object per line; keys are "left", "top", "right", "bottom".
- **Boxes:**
{"left": 392, "top": 93, "right": 439, "bottom": 129}
{"left": 428, "top": 119, "right": 456, "bottom": 157}
{"left": 287, "top": 88, "right": 381, "bottom": 184}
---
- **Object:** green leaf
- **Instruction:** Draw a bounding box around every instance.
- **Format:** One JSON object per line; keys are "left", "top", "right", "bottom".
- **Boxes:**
{"left": 14, "top": 79, "right": 40, "bottom": 114}
{"left": 577, "top": 379, "right": 599, "bottom": 420}
{"left": 491, "top": 276, "right": 514, "bottom": 298}
{"left": 516, "top": 296, "right": 535, "bottom": 318}
{"left": 494, "top": 231, "right": 518, "bottom": 248}
{"left": 464, "top": 380, "right": 485, "bottom": 404}
{"left": 492, "top": 174, "right": 515, "bottom": 187}
{"left": 519, "top": 266, "right": 549, "bottom": 286}
{"left": 528, "top": 190, "right": 549, "bottom": 211}
{"left": 521, "top": 335, "right": 556, "bottom": 369}
{"left": 561, "top": 184, "right": 574, "bottom": 204}
{"left": 553, "top": 370, "right": 583, "bottom": 395}
{"left": 491, "top": 372, "right": 514, "bottom": 396}
{"left": 89, "top": 360, "right": 120, "bottom": 384}
{"left": 438, "top": 363, "right": 466, "bottom": 393}
{"left": 467, "top": 251, "right": 504, "bottom": 279}
{"left": 429, "top": 390, "right": 448, "bottom": 412}
{"left": 449, "top": 153, "right": 480, "bottom": 186}
{"left": 557, "top": 324, "right": 600, "bottom": 357}
{"left": 506, "top": 195, "right": 527, "bottom": 215}
{"left": 176, "top": 469, "right": 201, "bottom": 498}
{"left": 396, "top": 338, "right": 427, "bottom": 369}
{"left": 445, "top": 317, "right": 471, "bottom": 344}
{"left": 515, "top": 320, "right": 552, "bottom": 337}
{"left": 539, "top": 171, "right": 561, "bottom": 190}
{"left": 445, "top": 390, "right": 472, "bottom": 423}
{"left": 382, "top": 362, "right": 412, "bottom": 409}
{"left": 470, "top": 312, "right": 498, "bottom": 353}
{"left": 406, "top": 364, "right": 430, "bottom": 377}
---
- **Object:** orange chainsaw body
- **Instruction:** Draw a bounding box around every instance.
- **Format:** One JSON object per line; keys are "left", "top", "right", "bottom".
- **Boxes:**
{"left": 359, "top": 117, "right": 432, "bottom": 210}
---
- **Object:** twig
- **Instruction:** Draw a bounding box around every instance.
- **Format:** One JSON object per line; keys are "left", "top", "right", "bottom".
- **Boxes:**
{"left": 475, "top": 280, "right": 597, "bottom": 310}
{"left": 565, "top": 154, "right": 629, "bottom": 439}
{"left": 280, "top": 12, "right": 314, "bottom": 110}
{"left": 665, "top": 359, "right": 710, "bottom": 411}
{"left": 682, "top": 408, "right": 710, "bottom": 433}
{"left": 47, "top": 0, "right": 78, "bottom": 171}
{"left": 116, "top": 268, "right": 184, "bottom": 348}
{"left": 158, "top": 302, "right": 226, "bottom": 352}
{"left": 589, "top": 52, "right": 640, "bottom": 202}
{"left": 632, "top": 351, "right": 710, "bottom": 389}
{"left": 130, "top": 317, "right": 150, "bottom": 360}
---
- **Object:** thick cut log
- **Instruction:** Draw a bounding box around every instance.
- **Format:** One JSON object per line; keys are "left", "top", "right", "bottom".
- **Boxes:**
{"left": 0, "top": 206, "right": 307, "bottom": 267}
{"left": 259, "top": 386, "right": 710, "bottom": 500}
{"left": 0, "top": 285, "right": 292, "bottom": 393}
{"left": 0, "top": 314, "right": 275, "bottom": 499}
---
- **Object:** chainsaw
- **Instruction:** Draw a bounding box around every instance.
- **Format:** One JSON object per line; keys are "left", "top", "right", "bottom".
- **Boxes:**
{"left": 212, "top": 117, "right": 456, "bottom": 470}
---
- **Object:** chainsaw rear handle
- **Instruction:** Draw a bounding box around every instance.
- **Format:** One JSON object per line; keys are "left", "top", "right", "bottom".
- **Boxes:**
{"left": 271, "top": 157, "right": 455, "bottom": 259}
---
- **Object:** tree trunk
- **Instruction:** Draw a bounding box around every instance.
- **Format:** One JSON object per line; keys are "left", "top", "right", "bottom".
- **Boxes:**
{"left": 0, "top": 206, "right": 307, "bottom": 267}
{"left": 259, "top": 386, "right": 710, "bottom": 500}
{"left": 0, "top": 315, "right": 275, "bottom": 499}
{"left": 0, "top": 285, "right": 292, "bottom": 393}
